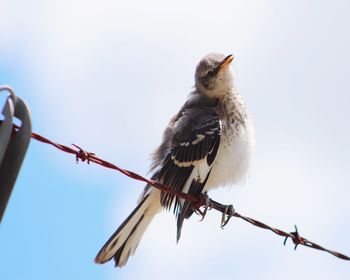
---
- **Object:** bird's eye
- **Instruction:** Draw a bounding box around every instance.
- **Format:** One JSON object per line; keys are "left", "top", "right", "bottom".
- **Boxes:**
{"left": 207, "top": 70, "right": 215, "bottom": 78}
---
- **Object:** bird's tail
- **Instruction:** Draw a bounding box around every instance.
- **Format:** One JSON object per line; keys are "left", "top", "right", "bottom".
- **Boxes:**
{"left": 94, "top": 190, "right": 161, "bottom": 267}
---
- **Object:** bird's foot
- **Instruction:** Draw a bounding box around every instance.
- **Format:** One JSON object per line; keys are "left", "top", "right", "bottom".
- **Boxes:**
{"left": 221, "top": 204, "right": 235, "bottom": 228}
{"left": 193, "top": 192, "right": 213, "bottom": 222}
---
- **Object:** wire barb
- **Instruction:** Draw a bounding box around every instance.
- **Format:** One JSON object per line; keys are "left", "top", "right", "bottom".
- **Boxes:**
{"left": 72, "top": 144, "right": 95, "bottom": 164}
{"left": 284, "top": 225, "right": 303, "bottom": 250}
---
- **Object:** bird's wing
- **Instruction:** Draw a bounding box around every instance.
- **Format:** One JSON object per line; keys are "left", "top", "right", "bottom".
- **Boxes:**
{"left": 158, "top": 107, "right": 221, "bottom": 240}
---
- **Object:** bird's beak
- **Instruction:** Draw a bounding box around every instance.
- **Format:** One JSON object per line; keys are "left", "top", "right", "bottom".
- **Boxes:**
{"left": 218, "top": 54, "right": 234, "bottom": 72}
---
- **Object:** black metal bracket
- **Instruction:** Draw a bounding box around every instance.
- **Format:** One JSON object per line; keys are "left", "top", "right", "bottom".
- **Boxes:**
{"left": 0, "top": 86, "right": 32, "bottom": 223}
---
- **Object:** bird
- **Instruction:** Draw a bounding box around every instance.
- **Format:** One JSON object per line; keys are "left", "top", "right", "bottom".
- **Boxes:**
{"left": 94, "top": 52, "right": 254, "bottom": 267}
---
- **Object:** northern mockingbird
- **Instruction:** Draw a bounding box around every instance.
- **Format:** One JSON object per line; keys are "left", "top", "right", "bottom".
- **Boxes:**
{"left": 95, "top": 53, "right": 254, "bottom": 267}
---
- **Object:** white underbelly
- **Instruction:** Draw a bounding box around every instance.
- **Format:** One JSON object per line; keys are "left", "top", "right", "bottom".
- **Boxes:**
{"left": 204, "top": 121, "right": 254, "bottom": 192}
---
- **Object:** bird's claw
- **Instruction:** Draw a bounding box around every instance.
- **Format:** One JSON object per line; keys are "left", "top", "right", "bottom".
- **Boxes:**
{"left": 221, "top": 204, "right": 234, "bottom": 228}
{"left": 194, "top": 193, "right": 212, "bottom": 222}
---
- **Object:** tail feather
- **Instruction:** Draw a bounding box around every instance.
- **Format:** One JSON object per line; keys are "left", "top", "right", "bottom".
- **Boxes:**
{"left": 95, "top": 190, "right": 161, "bottom": 267}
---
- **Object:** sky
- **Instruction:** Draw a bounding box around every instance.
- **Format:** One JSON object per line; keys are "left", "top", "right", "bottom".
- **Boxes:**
{"left": 1, "top": 0, "right": 350, "bottom": 279}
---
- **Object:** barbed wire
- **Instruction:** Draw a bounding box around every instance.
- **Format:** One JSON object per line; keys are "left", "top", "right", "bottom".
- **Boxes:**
{"left": 12, "top": 125, "right": 347, "bottom": 261}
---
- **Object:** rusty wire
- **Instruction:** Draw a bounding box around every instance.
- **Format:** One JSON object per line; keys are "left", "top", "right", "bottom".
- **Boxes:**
{"left": 12, "top": 124, "right": 350, "bottom": 262}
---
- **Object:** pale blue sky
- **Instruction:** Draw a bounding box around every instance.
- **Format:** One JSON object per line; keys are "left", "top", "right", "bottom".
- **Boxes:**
{"left": 1, "top": 0, "right": 350, "bottom": 279}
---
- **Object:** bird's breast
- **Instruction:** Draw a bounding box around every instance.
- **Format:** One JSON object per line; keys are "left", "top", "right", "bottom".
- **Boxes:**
{"left": 204, "top": 119, "right": 254, "bottom": 192}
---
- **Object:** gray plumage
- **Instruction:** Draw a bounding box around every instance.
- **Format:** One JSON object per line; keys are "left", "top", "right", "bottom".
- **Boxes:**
{"left": 95, "top": 53, "right": 254, "bottom": 267}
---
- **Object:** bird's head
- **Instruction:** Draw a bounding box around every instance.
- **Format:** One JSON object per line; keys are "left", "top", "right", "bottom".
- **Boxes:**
{"left": 195, "top": 53, "right": 234, "bottom": 98}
